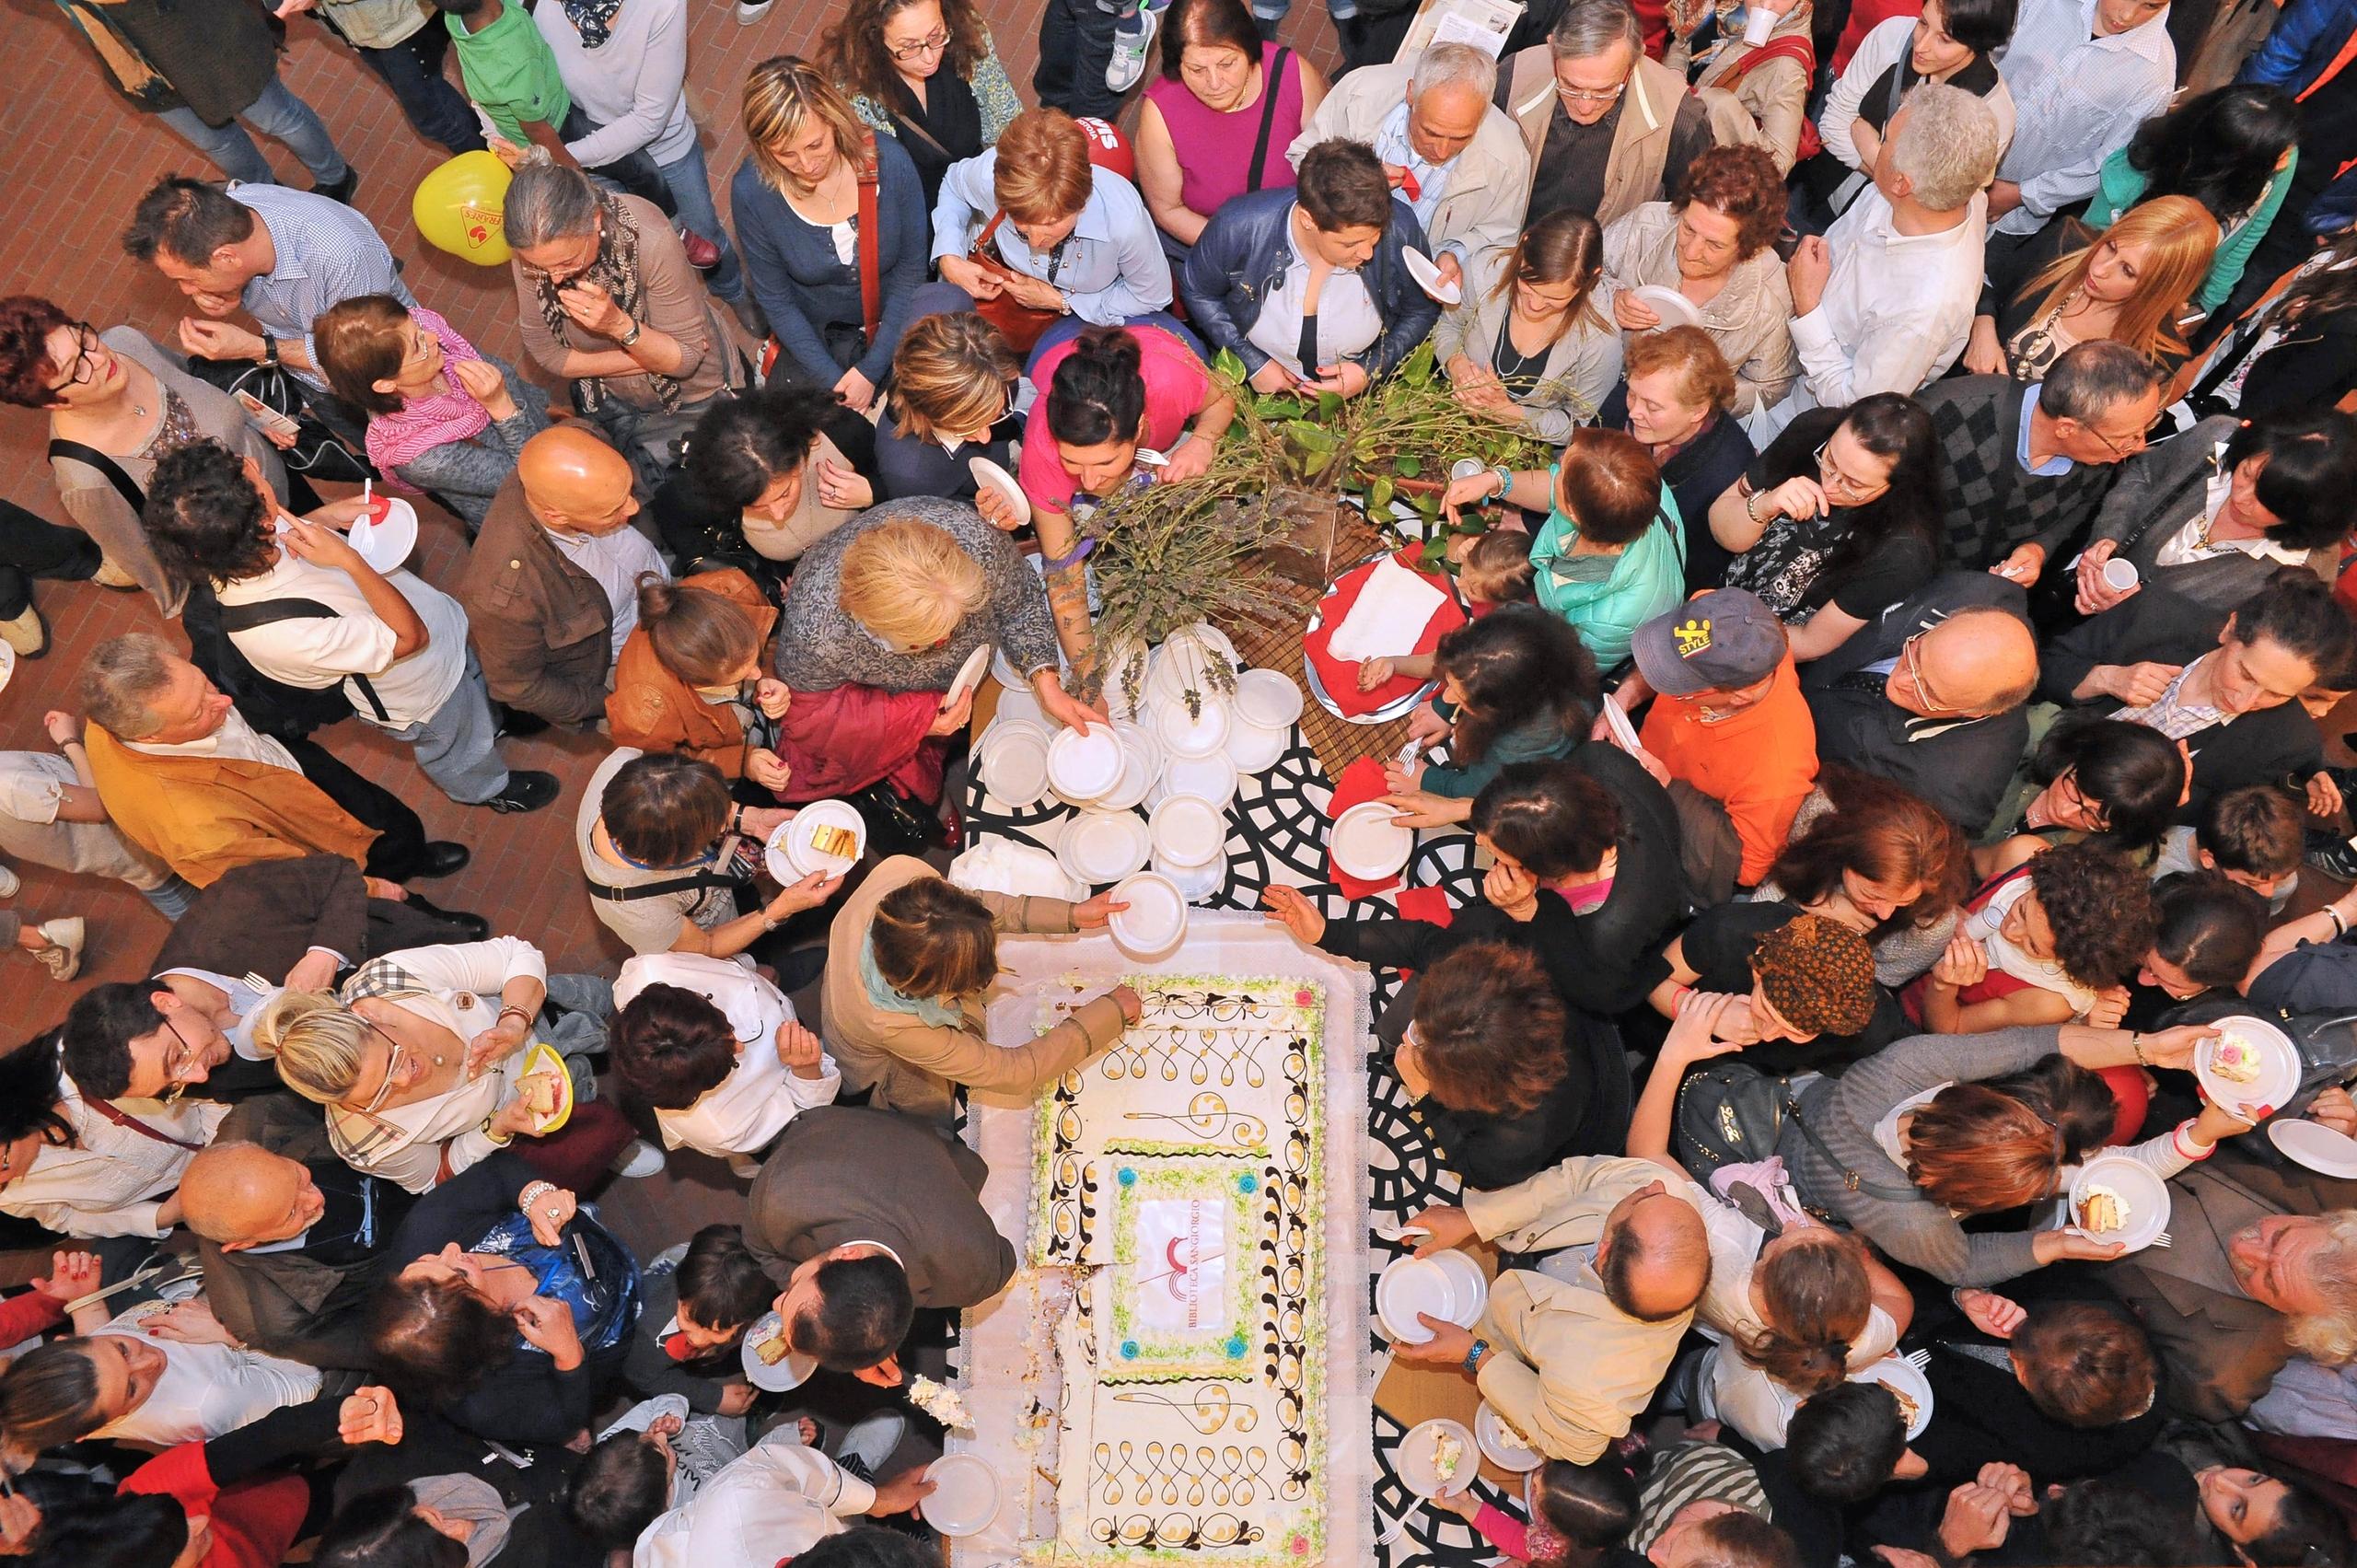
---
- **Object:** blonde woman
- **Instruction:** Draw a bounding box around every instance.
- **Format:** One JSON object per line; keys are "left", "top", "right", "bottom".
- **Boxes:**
{"left": 732, "top": 57, "right": 932, "bottom": 412}
{"left": 1963, "top": 197, "right": 2223, "bottom": 381}
{"left": 258, "top": 936, "right": 652, "bottom": 1194}
{"left": 876, "top": 311, "right": 1024, "bottom": 505}
{"left": 817, "top": 0, "right": 1021, "bottom": 213}
{"left": 1436, "top": 209, "right": 1623, "bottom": 444}
{"left": 771, "top": 503, "right": 1099, "bottom": 809}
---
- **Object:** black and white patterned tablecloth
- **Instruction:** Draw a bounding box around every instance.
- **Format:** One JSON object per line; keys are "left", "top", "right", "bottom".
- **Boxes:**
{"left": 962, "top": 728, "right": 1523, "bottom": 1568}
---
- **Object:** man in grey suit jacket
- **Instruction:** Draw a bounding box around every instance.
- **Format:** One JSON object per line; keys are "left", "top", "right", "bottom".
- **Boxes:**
{"left": 1800, "top": 571, "right": 2040, "bottom": 833}
{"left": 747, "top": 1105, "right": 1016, "bottom": 1380}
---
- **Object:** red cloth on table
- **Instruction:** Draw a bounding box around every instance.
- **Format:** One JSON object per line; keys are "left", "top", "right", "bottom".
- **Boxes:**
{"left": 121, "top": 1446, "right": 309, "bottom": 1568}
{"left": 771, "top": 683, "right": 947, "bottom": 806}
{"left": 1301, "top": 550, "right": 1466, "bottom": 720}
{"left": 1328, "top": 758, "right": 1407, "bottom": 899}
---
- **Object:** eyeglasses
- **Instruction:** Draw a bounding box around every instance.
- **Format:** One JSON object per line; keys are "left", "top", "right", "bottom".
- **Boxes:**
{"left": 157, "top": 1016, "right": 208, "bottom": 1106}
{"left": 1898, "top": 631, "right": 1957, "bottom": 714}
{"left": 1555, "top": 80, "right": 1627, "bottom": 104}
{"left": 42, "top": 324, "right": 99, "bottom": 395}
{"left": 888, "top": 26, "right": 950, "bottom": 60}
{"left": 1813, "top": 437, "right": 1889, "bottom": 503}
{"left": 2081, "top": 420, "right": 2149, "bottom": 460}
{"left": 354, "top": 1018, "right": 412, "bottom": 1117}
{"left": 2048, "top": 768, "right": 2111, "bottom": 830}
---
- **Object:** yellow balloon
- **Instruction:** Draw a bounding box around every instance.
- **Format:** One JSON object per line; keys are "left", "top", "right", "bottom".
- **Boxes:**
{"left": 412, "top": 151, "right": 515, "bottom": 267}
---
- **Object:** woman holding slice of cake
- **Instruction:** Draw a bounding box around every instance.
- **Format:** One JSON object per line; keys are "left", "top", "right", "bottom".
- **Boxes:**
{"left": 253, "top": 937, "right": 652, "bottom": 1195}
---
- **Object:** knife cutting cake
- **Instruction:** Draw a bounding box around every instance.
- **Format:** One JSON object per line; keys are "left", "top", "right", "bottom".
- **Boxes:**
{"left": 1026, "top": 976, "right": 1328, "bottom": 1564}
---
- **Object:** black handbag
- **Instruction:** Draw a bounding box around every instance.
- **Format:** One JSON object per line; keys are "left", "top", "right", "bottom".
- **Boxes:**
{"left": 180, "top": 354, "right": 377, "bottom": 483}
{"left": 1674, "top": 1062, "right": 1799, "bottom": 1179}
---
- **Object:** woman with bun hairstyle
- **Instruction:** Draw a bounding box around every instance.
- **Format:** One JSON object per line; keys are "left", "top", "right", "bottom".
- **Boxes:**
{"left": 1017, "top": 323, "right": 1235, "bottom": 532}
{"left": 604, "top": 571, "right": 791, "bottom": 791}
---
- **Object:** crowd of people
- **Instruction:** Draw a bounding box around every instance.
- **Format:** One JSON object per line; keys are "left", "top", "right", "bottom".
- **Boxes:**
{"left": 3, "top": 0, "right": 2357, "bottom": 1560}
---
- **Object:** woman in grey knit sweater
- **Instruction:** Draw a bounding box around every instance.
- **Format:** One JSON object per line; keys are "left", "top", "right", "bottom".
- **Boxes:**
{"left": 1777, "top": 1021, "right": 2243, "bottom": 1285}
{"left": 772, "top": 496, "right": 1097, "bottom": 729}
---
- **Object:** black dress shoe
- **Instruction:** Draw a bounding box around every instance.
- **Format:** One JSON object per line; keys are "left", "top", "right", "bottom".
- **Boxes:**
{"left": 495, "top": 703, "right": 552, "bottom": 738}
{"left": 401, "top": 894, "right": 490, "bottom": 941}
{"left": 485, "top": 770, "right": 561, "bottom": 813}
{"left": 312, "top": 167, "right": 361, "bottom": 205}
{"left": 413, "top": 842, "right": 470, "bottom": 879}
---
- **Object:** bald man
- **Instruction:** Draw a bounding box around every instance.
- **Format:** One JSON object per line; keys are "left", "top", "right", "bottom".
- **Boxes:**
{"left": 1399, "top": 1156, "right": 1717, "bottom": 1462}
{"left": 1800, "top": 572, "right": 2040, "bottom": 834}
{"left": 454, "top": 425, "right": 671, "bottom": 726}
{"left": 180, "top": 1107, "right": 418, "bottom": 1367}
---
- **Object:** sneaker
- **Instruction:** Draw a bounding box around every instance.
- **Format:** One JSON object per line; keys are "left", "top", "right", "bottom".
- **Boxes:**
{"left": 611, "top": 1139, "right": 668, "bottom": 1179}
{"left": 33, "top": 918, "right": 84, "bottom": 981}
{"left": 0, "top": 865, "right": 17, "bottom": 898}
{"left": 484, "top": 770, "right": 561, "bottom": 814}
{"left": 827, "top": 1411, "right": 907, "bottom": 1471}
{"left": 678, "top": 226, "right": 723, "bottom": 270}
{"left": 313, "top": 167, "right": 361, "bottom": 206}
{"left": 1104, "top": 4, "right": 1162, "bottom": 93}
{"left": 91, "top": 559, "right": 140, "bottom": 589}
{"left": 734, "top": 0, "right": 772, "bottom": 20}
{"left": 2306, "top": 831, "right": 2357, "bottom": 883}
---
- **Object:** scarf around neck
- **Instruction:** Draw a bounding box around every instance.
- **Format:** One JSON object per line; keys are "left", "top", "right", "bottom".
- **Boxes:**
{"left": 364, "top": 306, "right": 494, "bottom": 489}
{"left": 562, "top": 0, "right": 623, "bottom": 47}
{"left": 532, "top": 195, "right": 679, "bottom": 414}
{"left": 858, "top": 933, "right": 964, "bottom": 1027}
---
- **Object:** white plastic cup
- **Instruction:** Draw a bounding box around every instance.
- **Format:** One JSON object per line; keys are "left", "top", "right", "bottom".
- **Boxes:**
{"left": 1742, "top": 6, "right": 1776, "bottom": 43}
{"left": 2102, "top": 557, "right": 2141, "bottom": 592}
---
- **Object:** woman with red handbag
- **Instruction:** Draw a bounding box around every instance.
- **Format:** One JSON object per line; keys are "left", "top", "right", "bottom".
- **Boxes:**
{"left": 926, "top": 108, "right": 1190, "bottom": 370}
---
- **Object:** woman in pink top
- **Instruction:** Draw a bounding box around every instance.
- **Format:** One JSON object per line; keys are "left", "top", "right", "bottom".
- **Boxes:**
{"left": 1016, "top": 325, "right": 1237, "bottom": 531}
{"left": 1134, "top": 0, "right": 1326, "bottom": 256}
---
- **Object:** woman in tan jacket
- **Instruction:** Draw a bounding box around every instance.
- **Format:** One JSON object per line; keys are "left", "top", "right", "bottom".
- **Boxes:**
{"left": 822, "top": 855, "right": 1139, "bottom": 1121}
{"left": 604, "top": 570, "right": 792, "bottom": 791}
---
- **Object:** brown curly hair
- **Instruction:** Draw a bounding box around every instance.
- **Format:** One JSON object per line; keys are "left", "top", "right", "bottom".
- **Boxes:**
{"left": 1673, "top": 144, "right": 1786, "bottom": 261}
{"left": 2023, "top": 842, "right": 2158, "bottom": 991}
{"left": 1750, "top": 913, "right": 1877, "bottom": 1036}
{"left": 1408, "top": 943, "right": 1570, "bottom": 1116}
{"left": 818, "top": 0, "right": 991, "bottom": 107}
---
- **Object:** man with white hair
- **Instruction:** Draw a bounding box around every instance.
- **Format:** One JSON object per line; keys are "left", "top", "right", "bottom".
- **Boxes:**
{"left": 2100, "top": 1087, "right": 2357, "bottom": 1421}
{"left": 1759, "top": 83, "right": 2000, "bottom": 438}
{"left": 1286, "top": 43, "right": 1531, "bottom": 293}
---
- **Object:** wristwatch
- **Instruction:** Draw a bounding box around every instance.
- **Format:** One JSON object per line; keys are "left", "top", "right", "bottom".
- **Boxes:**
{"left": 261, "top": 337, "right": 280, "bottom": 367}
{"left": 618, "top": 317, "right": 643, "bottom": 347}
{"left": 1462, "top": 1337, "right": 1491, "bottom": 1374}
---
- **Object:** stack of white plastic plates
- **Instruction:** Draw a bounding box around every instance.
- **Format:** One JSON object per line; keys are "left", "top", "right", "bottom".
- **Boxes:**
{"left": 1056, "top": 809, "right": 1153, "bottom": 887}
{"left": 975, "top": 720, "right": 1051, "bottom": 807}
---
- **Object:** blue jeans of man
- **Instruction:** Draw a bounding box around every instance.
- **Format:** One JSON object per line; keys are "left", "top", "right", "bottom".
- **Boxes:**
{"left": 155, "top": 73, "right": 350, "bottom": 187}
{"left": 383, "top": 654, "right": 510, "bottom": 805}
{"left": 657, "top": 140, "right": 743, "bottom": 302}
{"left": 351, "top": 24, "right": 485, "bottom": 157}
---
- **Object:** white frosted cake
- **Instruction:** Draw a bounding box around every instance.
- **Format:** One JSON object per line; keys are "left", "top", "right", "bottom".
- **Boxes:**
{"left": 1027, "top": 977, "right": 1328, "bottom": 1565}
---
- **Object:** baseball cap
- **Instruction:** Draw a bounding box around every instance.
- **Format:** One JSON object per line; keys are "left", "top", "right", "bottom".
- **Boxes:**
{"left": 1631, "top": 588, "right": 1788, "bottom": 697}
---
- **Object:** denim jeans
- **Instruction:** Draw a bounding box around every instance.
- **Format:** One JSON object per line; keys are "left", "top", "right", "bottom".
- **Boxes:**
{"left": 657, "top": 140, "right": 742, "bottom": 302}
{"left": 384, "top": 655, "right": 511, "bottom": 805}
{"left": 1033, "top": 0, "right": 1127, "bottom": 122}
{"left": 354, "top": 27, "right": 485, "bottom": 157}
{"left": 142, "top": 877, "right": 200, "bottom": 920}
{"left": 155, "top": 73, "right": 350, "bottom": 187}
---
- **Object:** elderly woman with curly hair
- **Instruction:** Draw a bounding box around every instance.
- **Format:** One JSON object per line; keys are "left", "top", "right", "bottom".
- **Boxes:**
{"left": 1909, "top": 842, "right": 2157, "bottom": 1035}
{"left": 1596, "top": 145, "right": 1799, "bottom": 418}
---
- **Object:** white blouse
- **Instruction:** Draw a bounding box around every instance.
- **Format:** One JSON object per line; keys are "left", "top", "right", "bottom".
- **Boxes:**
{"left": 89, "top": 1315, "right": 320, "bottom": 1446}
{"left": 611, "top": 951, "right": 841, "bottom": 1158}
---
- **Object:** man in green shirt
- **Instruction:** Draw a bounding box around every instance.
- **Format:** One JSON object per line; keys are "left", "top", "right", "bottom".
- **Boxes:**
{"left": 432, "top": 0, "right": 673, "bottom": 211}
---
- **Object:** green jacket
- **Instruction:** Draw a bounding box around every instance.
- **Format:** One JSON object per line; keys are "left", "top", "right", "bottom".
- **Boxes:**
{"left": 2083, "top": 145, "right": 2298, "bottom": 316}
{"left": 1530, "top": 473, "right": 1689, "bottom": 670}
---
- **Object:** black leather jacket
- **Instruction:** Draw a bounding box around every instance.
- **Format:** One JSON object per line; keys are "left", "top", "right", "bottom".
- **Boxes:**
{"left": 1176, "top": 187, "right": 1441, "bottom": 380}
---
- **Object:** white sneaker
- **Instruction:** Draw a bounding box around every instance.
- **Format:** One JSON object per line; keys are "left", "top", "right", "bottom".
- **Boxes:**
{"left": 828, "top": 1410, "right": 908, "bottom": 1471}
{"left": 33, "top": 917, "right": 83, "bottom": 982}
{"left": 727, "top": 1152, "right": 763, "bottom": 1181}
{"left": 734, "top": 0, "right": 771, "bottom": 20}
{"left": 1104, "top": 4, "right": 1161, "bottom": 93}
{"left": 611, "top": 1138, "right": 668, "bottom": 1179}
{"left": 0, "top": 865, "right": 18, "bottom": 898}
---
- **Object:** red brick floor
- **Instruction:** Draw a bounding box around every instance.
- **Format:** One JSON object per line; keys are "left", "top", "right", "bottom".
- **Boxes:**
{"left": 0, "top": 0, "right": 1346, "bottom": 1042}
